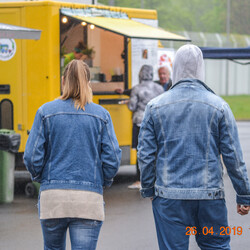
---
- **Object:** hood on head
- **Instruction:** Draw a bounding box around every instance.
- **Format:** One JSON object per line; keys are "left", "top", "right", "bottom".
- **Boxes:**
{"left": 139, "top": 64, "right": 153, "bottom": 83}
{"left": 172, "top": 44, "right": 205, "bottom": 85}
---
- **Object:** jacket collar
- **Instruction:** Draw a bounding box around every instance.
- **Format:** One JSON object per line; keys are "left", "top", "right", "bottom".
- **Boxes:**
{"left": 171, "top": 79, "right": 215, "bottom": 94}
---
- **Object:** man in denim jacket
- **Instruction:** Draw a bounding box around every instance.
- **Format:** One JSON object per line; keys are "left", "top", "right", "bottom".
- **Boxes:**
{"left": 138, "top": 44, "right": 250, "bottom": 249}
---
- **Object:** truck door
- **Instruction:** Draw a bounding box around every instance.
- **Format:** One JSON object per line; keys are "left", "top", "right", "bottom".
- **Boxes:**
{"left": 0, "top": 8, "right": 24, "bottom": 151}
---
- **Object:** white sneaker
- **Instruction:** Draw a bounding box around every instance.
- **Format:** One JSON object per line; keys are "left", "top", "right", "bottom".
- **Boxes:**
{"left": 128, "top": 181, "right": 141, "bottom": 189}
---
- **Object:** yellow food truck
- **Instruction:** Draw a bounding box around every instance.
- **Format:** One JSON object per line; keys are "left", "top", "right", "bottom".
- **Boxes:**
{"left": 0, "top": 1, "right": 189, "bottom": 169}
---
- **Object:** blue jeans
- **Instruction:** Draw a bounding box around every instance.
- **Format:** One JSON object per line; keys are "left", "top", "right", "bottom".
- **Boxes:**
{"left": 152, "top": 197, "right": 230, "bottom": 250}
{"left": 40, "top": 218, "right": 103, "bottom": 250}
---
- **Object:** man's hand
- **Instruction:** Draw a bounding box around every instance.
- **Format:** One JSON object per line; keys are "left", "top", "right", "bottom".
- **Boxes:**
{"left": 115, "top": 88, "right": 124, "bottom": 94}
{"left": 118, "top": 100, "right": 129, "bottom": 104}
{"left": 237, "top": 204, "right": 250, "bottom": 215}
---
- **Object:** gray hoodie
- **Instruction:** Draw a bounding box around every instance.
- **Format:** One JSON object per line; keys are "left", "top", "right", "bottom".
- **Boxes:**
{"left": 172, "top": 44, "right": 205, "bottom": 85}
{"left": 128, "top": 65, "right": 164, "bottom": 126}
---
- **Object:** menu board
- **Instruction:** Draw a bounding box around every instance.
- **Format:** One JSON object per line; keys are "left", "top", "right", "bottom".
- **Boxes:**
{"left": 131, "top": 39, "right": 158, "bottom": 87}
{"left": 157, "top": 48, "right": 175, "bottom": 78}
{"left": 131, "top": 18, "right": 159, "bottom": 87}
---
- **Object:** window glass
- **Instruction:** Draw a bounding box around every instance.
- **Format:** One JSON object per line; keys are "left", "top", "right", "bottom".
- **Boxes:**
{"left": 0, "top": 99, "right": 13, "bottom": 129}
{"left": 60, "top": 14, "right": 126, "bottom": 94}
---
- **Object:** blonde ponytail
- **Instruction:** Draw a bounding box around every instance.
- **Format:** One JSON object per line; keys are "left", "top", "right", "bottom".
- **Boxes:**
{"left": 60, "top": 60, "right": 92, "bottom": 110}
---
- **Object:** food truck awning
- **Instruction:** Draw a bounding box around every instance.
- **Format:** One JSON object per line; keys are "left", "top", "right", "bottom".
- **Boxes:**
{"left": 0, "top": 23, "right": 41, "bottom": 40}
{"left": 63, "top": 14, "right": 190, "bottom": 42}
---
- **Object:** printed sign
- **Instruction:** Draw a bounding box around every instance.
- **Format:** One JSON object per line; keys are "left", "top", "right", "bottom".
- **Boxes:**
{"left": 131, "top": 18, "right": 159, "bottom": 86}
{"left": 131, "top": 38, "right": 158, "bottom": 87}
{"left": 0, "top": 39, "right": 16, "bottom": 61}
{"left": 157, "top": 48, "right": 175, "bottom": 76}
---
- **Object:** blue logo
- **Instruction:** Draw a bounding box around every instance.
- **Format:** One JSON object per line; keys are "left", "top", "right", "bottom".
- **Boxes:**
{"left": 0, "top": 39, "right": 16, "bottom": 61}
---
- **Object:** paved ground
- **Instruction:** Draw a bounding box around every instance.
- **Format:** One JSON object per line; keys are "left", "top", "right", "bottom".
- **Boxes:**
{"left": 0, "top": 122, "right": 250, "bottom": 250}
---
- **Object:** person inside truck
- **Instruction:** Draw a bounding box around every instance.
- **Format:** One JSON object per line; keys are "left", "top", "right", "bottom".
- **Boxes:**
{"left": 63, "top": 40, "right": 86, "bottom": 67}
{"left": 154, "top": 66, "right": 172, "bottom": 91}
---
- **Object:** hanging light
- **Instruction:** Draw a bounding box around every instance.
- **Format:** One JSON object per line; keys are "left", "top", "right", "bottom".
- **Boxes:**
{"left": 90, "top": 24, "right": 95, "bottom": 30}
{"left": 81, "top": 21, "right": 87, "bottom": 26}
{"left": 61, "top": 16, "right": 68, "bottom": 24}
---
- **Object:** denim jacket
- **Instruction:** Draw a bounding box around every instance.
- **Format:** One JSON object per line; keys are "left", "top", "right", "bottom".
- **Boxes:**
{"left": 138, "top": 79, "right": 250, "bottom": 205}
{"left": 24, "top": 99, "right": 121, "bottom": 195}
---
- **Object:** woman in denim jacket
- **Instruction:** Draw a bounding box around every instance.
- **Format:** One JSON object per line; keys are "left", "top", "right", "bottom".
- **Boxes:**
{"left": 24, "top": 60, "right": 121, "bottom": 250}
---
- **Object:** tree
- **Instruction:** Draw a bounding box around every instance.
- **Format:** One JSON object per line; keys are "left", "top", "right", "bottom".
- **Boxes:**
{"left": 98, "top": 0, "right": 250, "bottom": 35}
{"left": 231, "top": 0, "right": 250, "bottom": 35}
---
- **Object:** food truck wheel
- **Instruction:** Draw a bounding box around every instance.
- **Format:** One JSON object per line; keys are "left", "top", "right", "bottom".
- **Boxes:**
{"left": 25, "top": 182, "right": 37, "bottom": 198}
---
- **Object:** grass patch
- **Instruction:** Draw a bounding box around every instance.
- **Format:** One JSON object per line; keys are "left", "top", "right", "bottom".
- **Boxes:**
{"left": 220, "top": 95, "right": 250, "bottom": 120}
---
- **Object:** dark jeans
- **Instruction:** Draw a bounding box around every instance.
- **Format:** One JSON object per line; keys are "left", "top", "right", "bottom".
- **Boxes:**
{"left": 152, "top": 197, "right": 230, "bottom": 250}
{"left": 132, "top": 124, "right": 140, "bottom": 181}
{"left": 40, "top": 218, "right": 103, "bottom": 250}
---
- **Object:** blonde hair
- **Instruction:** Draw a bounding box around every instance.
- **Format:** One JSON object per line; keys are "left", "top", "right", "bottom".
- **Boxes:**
{"left": 60, "top": 60, "right": 92, "bottom": 110}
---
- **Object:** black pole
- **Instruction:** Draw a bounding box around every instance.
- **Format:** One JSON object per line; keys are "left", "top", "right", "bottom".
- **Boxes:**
{"left": 124, "top": 37, "right": 129, "bottom": 90}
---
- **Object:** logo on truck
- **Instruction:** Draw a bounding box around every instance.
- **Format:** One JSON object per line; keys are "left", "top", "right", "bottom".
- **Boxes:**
{"left": 0, "top": 39, "right": 16, "bottom": 61}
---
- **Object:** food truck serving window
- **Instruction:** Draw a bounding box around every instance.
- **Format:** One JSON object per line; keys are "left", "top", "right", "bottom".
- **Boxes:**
{"left": 60, "top": 9, "right": 129, "bottom": 95}
{"left": 59, "top": 8, "right": 189, "bottom": 94}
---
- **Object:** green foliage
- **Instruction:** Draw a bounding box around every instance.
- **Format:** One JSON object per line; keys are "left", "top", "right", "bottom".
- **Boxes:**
{"left": 200, "top": 0, "right": 226, "bottom": 33}
{"left": 98, "top": 0, "right": 250, "bottom": 35}
{"left": 221, "top": 95, "right": 250, "bottom": 120}
{"left": 82, "top": 47, "right": 95, "bottom": 59}
{"left": 99, "top": 0, "right": 140, "bottom": 8}
{"left": 231, "top": 0, "right": 250, "bottom": 35}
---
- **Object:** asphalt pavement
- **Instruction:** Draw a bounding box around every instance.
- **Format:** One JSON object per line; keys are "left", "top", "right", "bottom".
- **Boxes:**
{"left": 0, "top": 122, "right": 250, "bottom": 250}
